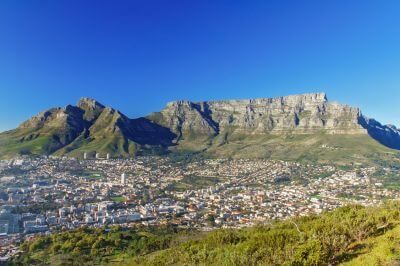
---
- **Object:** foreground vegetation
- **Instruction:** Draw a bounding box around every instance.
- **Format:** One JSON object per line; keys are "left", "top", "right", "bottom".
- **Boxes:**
{"left": 11, "top": 201, "right": 400, "bottom": 265}
{"left": 11, "top": 226, "right": 200, "bottom": 265}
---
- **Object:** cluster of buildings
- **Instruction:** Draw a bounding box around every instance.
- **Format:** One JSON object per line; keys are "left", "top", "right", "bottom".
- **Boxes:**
{"left": 0, "top": 156, "right": 399, "bottom": 260}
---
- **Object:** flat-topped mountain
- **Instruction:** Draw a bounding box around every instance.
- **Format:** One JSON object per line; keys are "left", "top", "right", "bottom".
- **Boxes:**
{"left": 1, "top": 93, "right": 399, "bottom": 163}
{"left": 149, "top": 92, "right": 366, "bottom": 136}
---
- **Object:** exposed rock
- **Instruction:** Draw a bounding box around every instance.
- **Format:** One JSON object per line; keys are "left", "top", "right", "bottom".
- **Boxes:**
{"left": 2, "top": 93, "right": 400, "bottom": 158}
{"left": 152, "top": 93, "right": 367, "bottom": 137}
{"left": 7, "top": 98, "right": 175, "bottom": 157}
{"left": 77, "top": 97, "right": 105, "bottom": 122}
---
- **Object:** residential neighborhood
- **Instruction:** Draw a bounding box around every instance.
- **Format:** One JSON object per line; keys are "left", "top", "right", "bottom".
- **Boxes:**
{"left": 0, "top": 156, "right": 399, "bottom": 261}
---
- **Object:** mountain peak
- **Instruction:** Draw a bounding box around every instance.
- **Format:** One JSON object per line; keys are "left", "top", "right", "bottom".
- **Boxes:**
{"left": 2, "top": 92, "right": 400, "bottom": 160}
{"left": 77, "top": 97, "right": 105, "bottom": 109}
{"left": 77, "top": 97, "right": 106, "bottom": 122}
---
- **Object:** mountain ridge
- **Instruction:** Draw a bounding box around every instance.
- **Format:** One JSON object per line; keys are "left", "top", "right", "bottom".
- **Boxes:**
{"left": 1, "top": 93, "right": 399, "bottom": 162}
{"left": 149, "top": 92, "right": 369, "bottom": 137}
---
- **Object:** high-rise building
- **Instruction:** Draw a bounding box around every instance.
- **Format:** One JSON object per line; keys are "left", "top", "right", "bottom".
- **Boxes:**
{"left": 95, "top": 153, "right": 100, "bottom": 159}
{"left": 83, "top": 152, "right": 87, "bottom": 160}
{"left": 107, "top": 153, "right": 110, "bottom": 160}
{"left": 0, "top": 221, "right": 9, "bottom": 235}
{"left": 0, "top": 208, "right": 20, "bottom": 234}
{"left": 121, "top": 173, "right": 126, "bottom": 184}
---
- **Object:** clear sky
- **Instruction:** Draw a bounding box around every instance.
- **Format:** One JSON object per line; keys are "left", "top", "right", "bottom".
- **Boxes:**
{"left": 1, "top": 0, "right": 400, "bottom": 132}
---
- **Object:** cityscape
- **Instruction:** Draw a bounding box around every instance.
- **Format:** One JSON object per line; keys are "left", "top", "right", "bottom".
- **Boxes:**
{"left": 2, "top": 0, "right": 400, "bottom": 264}
{"left": 1, "top": 154, "right": 399, "bottom": 261}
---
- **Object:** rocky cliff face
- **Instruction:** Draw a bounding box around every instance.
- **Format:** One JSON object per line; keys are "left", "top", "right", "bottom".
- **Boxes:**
{"left": 149, "top": 93, "right": 367, "bottom": 137}
{"left": 148, "top": 92, "right": 400, "bottom": 150}
{"left": 1, "top": 93, "right": 399, "bottom": 159}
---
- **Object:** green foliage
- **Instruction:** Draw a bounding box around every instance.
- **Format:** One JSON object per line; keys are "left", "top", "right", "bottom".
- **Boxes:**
{"left": 133, "top": 202, "right": 400, "bottom": 265}
{"left": 175, "top": 132, "right": 399, "bottom": 166}
{"left": 13, "top": 225, "right": 195, "bottom": 265}
{"left": 13, "top": 202, "right": 400, "bottom": 265}
{"left": 3, "top": 118, "right": 400, "bottom": 166}
{"left": 111, "top": 196, "right": 126, "bottom": 203}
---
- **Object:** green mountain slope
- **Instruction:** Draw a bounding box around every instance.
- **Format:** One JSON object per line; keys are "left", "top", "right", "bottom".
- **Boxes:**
{"left": 0, "top": 105, "right": 87, "bottom": 157}
{"left": 170, "top": 132, "right": 398, "bottom": 165}
{"left": 1, "top": 93, "right": 400, "bottom": 163}
{"left": 0, "top": 98, "right": 175, "bottom": 159}
{"left": 55, "top": 107, "right": 139, "bottom": 157}
{"left": 145, "top": 93, "right": 400, "bottom": 164}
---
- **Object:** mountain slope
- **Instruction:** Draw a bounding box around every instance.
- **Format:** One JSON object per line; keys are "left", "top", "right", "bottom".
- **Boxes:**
{"left": 147, "top": 92, "right": 400, "bottom": 163}
{"left": 0, "top": 98, "right": 175, "bottom": 158}
{"left": 1, "top": 93, "right": 400, "bottom": 162}
{"left": 0, "top": 105, "right": 87, "bottom": 157}
{"left": 148, "top": 93, "right": 367, "bottom": 136}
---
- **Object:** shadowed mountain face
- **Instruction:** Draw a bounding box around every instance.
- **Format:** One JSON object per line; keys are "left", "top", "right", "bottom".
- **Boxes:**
{"left": 148, "top": 93, "right": 400, "bottom": 149}
{"left": 0, "top": 93, "right": 399, "bottom": 161}
{"left": 0, "top": 98, "right": 176, "bottom": 158}
{"left": 358, "top": 116, "right": 400, "bottom": 150}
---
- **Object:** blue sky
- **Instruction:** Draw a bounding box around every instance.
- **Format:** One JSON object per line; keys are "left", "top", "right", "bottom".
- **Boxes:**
{"left": 1, "top": 0, "right": 400, "bottom": 131}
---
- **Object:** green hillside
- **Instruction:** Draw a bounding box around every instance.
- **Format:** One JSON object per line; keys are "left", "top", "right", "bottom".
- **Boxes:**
{"left": 1, "top": 96, "right": 399, "bottom": 164}
{"left": 0, "top": 128, "right": 71, "bottom": 158}
{"left": 0, "top": 100, "right": 175, "bottom": 159}
{"left": 53, "top": 108, "right": 139, "bottom": 158}
{"left": 172, "top": 132, "right": 399, "bottom": 165}
{"left": 2, "top": 127, "right": 399, "bottom": 165}
{"left": 12, "top": 202, "right": 400, "bottom": 265}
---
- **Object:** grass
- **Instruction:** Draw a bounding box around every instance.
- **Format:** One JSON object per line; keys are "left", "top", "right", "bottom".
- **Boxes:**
{"left": 55, "top": 133, "right": 137, "bottom": 158}
{"left": 376, "top": 173, "right": 400, "bottom": 190}
{"left": 70, "top": 170, "right": 104, "bottom": 180}
{"left": 343, "top": 225, "right": 400, "bottom": 265}
{"left": 88, "top": 173, "right": 102, "bottom": 180}
{"left": 0, "top": 132, "right": 53, "bottom": 158}
{"left": 1, "top": 123, "right": 400, "bottom": 167}
{"left": 0, "top": 127, "right": 74, "bottom": 158}
{"left": 111, "top": 196, "right": 126, "bottom": 203}
{"left": 175, "top": 132, "right": 399, "bottom": 166}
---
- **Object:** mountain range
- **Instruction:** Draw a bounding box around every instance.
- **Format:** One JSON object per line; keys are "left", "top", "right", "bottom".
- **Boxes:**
{"left": 1, "top": 92, "right": 399, "bottom": 163}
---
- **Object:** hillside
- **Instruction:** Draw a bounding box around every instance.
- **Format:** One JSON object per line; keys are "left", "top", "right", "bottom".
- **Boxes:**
{"left": 12, "top": 202, "right": 400, "bottom": 265}
{"left": 148, "top": 93, "right": 400, "bottom": 162}
{"left": 1, "top": 93, "right": 400, "bottom": 163}
{"left": 0, "top": 98, "right": 175, "bottom": 159}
